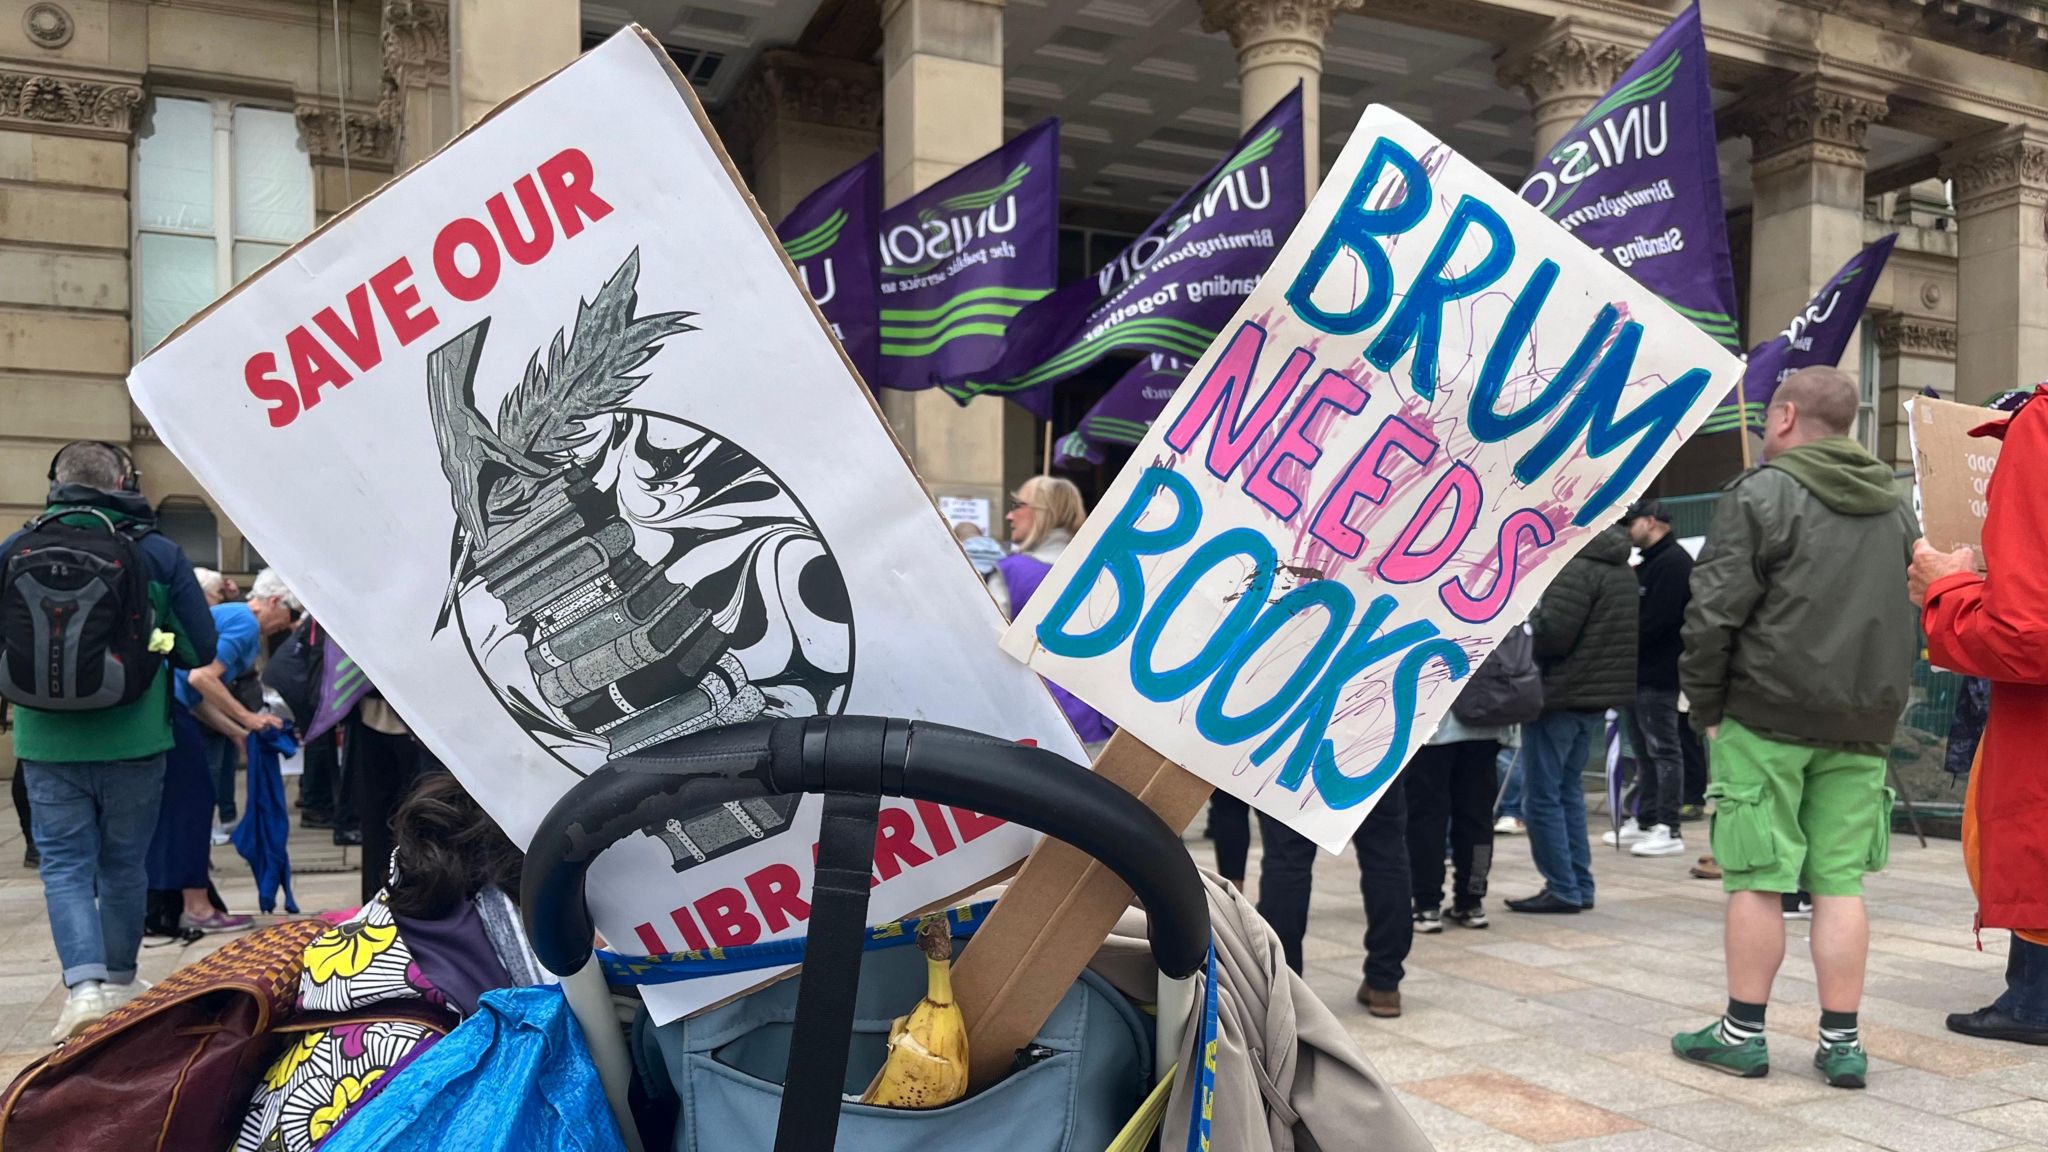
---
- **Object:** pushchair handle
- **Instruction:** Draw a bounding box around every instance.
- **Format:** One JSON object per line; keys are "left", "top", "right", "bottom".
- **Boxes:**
{"left": 522, "top": 715, "right": 1210, "bottom": 979}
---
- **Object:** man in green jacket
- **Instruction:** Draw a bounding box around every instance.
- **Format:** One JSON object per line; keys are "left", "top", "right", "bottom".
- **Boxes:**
{"left": 4, "top": 443, "right": 217, "bottom": 1041}
{"left": 1671, "top": 367, "right": 1917, "bottom": 1090}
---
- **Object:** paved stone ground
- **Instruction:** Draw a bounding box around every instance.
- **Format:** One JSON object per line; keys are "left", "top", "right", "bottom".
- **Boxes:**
{"left": 0, "top": 789, "right": 2039, "bottom": 1151}
{"left": 1191, "top": 820, "right": 2048, "bottom": 1152}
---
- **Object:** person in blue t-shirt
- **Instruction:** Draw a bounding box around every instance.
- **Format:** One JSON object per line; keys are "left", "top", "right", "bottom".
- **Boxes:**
{"left": 149, "top": 569, "right": 293, "bottom": 932}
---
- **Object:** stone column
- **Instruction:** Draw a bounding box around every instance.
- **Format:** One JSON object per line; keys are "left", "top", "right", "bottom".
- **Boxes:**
{"left": 1496, "top": 20, "right": 1636, "bottom": 158}
{"left": 0, "top": 56, "right": 142, "bottom": 529}
{"left": 1732, "top": 76, "right": 1886, "bottom": 364}
{"left": 1875, "top": 314, "right": 1958, "bottom": 466}
{"left": 382, "top": 0, "right": 452, "bottom": 168}
{"left": 878, "top": 0, "right": 1031, "bottom": 514}
{"left": 719, "top": 50, "right": 880, "bottom": 222}
{"left": 450, "top": 0, "right": 579, "bottom": 129}
{"left": 1200, "top": 0, "right": 1359, "bottom": 188}
{"left": 295, "top": 103, "right": 399, "bottom": 222}
{"left": 1940, "top": 125, "right": 2048, "bottom": 404}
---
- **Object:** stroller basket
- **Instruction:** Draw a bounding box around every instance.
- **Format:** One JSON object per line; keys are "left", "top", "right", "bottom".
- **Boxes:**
{"left": 522, "top": 715, "right": 1211, "bottom": 1152}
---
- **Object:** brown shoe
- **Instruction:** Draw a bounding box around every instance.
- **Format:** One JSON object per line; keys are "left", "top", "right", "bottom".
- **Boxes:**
{"left": 1690, "top": 854, "right": 1721, "bottom": 880}
{"left": 1357, "top": 985, "right": 1401, "bottom": 1018}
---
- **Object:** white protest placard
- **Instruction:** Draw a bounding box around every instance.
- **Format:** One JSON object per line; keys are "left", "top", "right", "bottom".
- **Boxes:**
{"left": 1002, "top": 106, "right": 1743, "bottom": 851}
{"left": 128, "top": 28, "right": 1082, "bottom": 1022}
{"left": 938, "top": 495, "right": 993, "bottom": 536}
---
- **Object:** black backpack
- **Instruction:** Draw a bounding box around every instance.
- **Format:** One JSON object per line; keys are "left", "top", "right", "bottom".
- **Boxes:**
{"left": 0, "top": 507, "right": 160, "bottom": 712}
{"left": 1451, "top": 622, "right": 1543, "bottom": 728}
{"left": 263, "top": 615, "right": 324, "bottom": 727}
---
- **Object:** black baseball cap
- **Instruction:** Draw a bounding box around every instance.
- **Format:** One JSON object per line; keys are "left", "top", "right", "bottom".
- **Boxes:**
{"left": 1621, "top": 500, "right": 1671, "bottom": 524}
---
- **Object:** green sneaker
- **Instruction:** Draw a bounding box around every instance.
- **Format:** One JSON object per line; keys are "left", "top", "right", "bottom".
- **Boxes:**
{"left": 1814, "top": 1041, "right": 1867, "bottom": 1089}
{"left": 1671, "top": 1022, "right": 1770, "bottom": 1078}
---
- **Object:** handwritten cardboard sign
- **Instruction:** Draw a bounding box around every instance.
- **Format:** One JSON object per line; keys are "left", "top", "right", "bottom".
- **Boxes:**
{"left": 1907, "top": 396, "right": 1999, "bottom": 571}
{"left": 126, "top": 28, "right": 1083, "bottom": 1022}
{"left": 1001, "top": 106, "right": 1743, "bottom": 850}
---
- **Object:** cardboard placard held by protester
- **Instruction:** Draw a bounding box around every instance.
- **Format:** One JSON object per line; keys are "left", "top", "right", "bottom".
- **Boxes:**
{"left": 125, "top": 27, "right": 1085, "bottom": 1025}
{"left": 952, "top": 105, "right": 1744, "bottom": 1084}
{"left": 1906, "top": 396, "right": 1999, "bottom": 572}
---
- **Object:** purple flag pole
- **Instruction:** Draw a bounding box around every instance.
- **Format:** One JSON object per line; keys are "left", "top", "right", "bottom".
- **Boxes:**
{"left": 1700, "top": 233, "right": 1899, "bottom": 435}
{"left": 875, "top": 119, "right": 1060, "bottom": 406}
{"left": 1519, "top": 4, "right": 1741, "bottom": 358}
{"left": 941, "top": 88, "right": 1307, "bottom": 416}
{"left": 778, "top": 154, "right": 882, "bottom": 390}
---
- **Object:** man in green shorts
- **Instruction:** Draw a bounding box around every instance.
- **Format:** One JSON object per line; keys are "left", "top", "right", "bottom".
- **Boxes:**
{"left": 1673, "top": 367, "right": 1918, "bottom": 1089}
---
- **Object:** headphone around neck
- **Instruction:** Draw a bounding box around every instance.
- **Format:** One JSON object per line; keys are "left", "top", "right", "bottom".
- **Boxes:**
{"left": 47, "top": 440, "right": 141, "bottom": 494}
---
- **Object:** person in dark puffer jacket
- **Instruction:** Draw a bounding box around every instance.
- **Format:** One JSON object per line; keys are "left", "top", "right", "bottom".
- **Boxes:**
{"left": 1508, "top": 523, "right": 1637, "bottom": 915}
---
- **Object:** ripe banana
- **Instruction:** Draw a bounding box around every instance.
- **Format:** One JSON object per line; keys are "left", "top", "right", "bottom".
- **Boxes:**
{"left": 860, "top": 915, "right": 969, "bottom": 1109}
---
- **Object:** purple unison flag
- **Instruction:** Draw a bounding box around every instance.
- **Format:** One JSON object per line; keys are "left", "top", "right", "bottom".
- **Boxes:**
{"left": 306, "top": 631, "right": 371, "bottom": 742}
{"left": 1703, "top": 233, "right": 1898, "bottom": 434}
{"left": 942, "top": 91, "right": 1306, "bottom": 414}
{"left": 1054, "top": 352, "right": 1196, "bottom": 468}
{"left": 1518, "top": 4, "right": 1741, "bottom": 357}
{"left": 875, "top": 119, "right": 1060, "bottom": 396}
{"left": 777, "top": 154, "right": 881, "bottom": 388}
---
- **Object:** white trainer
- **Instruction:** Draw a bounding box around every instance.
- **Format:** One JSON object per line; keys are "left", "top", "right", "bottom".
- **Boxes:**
{"left": 50, "top": 985, "right": 114, "bottom": 1044}
{"left": 1630, "top": 825, "right": 1687, "bottom": 857}
{"left": 1602, "top": 818, "right": 1646, "bottom": 847}
{"left": 1493, "top": 816, "right": 1526, "bottom": 835}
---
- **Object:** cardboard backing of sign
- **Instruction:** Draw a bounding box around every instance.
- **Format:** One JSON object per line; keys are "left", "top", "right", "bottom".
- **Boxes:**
{"left": 127, "top": 26, "right": 1084, "bottom": 1025}
{"left": 1907, "top": 396, "right": 1998, "bottom": 572}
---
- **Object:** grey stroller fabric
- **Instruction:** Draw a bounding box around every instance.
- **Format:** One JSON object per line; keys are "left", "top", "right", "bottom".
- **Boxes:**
{"left": 1094, "top": 872, "right": 1433, "bottom": 1152}
{"left": 652, "top": 938, "right": 1150, "bottom": 1151}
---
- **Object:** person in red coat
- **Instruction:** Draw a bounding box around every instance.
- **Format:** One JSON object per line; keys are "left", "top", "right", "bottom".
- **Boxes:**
{"left": 1911, "top": 385, "right": 2048, "bottom": 1046}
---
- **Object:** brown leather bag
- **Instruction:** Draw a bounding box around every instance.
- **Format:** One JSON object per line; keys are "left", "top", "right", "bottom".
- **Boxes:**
{"left": 0, "top": 919, "right": 326, "bottom": 1152}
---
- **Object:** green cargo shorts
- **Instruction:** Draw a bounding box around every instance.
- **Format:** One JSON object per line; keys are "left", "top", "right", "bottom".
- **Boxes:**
{"left": 1706, "top": 719, "right": 1895, "bottom": 897}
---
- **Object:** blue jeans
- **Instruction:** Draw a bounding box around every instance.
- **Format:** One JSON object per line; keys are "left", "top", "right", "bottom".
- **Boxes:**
{"left": 1996, "top": 934, "right": 2048, "bottom": 1027}
{"left": 1522, "top": 709, "right": 1600, "bottom": 906}
{"left": 1497, "top": 744, "right": 1524, "bottom": 820}
{"left": 24, "top": 756, "right": 167, "bottom": 987}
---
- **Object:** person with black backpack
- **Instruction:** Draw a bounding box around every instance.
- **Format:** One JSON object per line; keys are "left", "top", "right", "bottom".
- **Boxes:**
{"left": 0, "top": 442, "right": 217, "bottom": 1042}
{"left": 1405, "top": 619, "right": 1543, "bottom": 936}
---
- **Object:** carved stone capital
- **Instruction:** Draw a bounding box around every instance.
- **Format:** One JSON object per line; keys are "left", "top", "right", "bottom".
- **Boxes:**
{"left": 296, "top": 103, "right": 398, "bottom": 168}
{"left": 1199, "top": 0, "right": 1361, "bottom": 50}
{"left": 382, "top": 0, "right": 450, "bottom": 86}
{"left": 1875, "top": 314, "right": 1958, "bottom": 360}
{"left": 1497, "top": 24, "right": 1636, "bottom": 105}
{"left": 719, "top": 50, "right": 880, "bottom": 172}
{"left": 1731, "top": 75, "right": 1886, "bottom": 171}
{"left": 1941, "top": 126, "right": 2048, "bottom": 214}
{"left": 0, "top": 69, "right": 143, "bottom": 138}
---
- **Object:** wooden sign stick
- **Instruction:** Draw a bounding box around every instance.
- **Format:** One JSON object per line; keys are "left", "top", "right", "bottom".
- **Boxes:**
{"left": 951, "top": 729, "right": 1214, "bottom": 1089}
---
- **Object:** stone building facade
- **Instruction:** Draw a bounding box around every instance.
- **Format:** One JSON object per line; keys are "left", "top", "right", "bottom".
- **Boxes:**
{"left": 2, "top": 0, "right": 2042, "bottom": 568}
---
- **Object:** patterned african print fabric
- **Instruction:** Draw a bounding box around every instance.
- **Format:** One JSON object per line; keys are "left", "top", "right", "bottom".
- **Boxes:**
{"left": 236, "top": 894, "right": 454, "bottom": 1152}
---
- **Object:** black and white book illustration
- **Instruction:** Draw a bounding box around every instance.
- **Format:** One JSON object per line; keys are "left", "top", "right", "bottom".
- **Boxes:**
{"left": 425, "top": 250, "right": 854, "bottom": 870}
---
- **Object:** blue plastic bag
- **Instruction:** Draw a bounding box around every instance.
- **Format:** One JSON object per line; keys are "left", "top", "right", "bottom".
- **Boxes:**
{"left": 317, "top": 985, "right": 625, "bottom": 1152}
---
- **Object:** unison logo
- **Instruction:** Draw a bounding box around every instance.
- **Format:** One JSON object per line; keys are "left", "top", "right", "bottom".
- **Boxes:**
{"left": 879, "top": 163, "right": 1029, "bottom": 275}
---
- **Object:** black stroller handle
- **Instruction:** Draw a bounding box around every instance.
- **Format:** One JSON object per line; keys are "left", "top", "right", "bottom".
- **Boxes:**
{"left": 522, "top": 715, "right": 1209, "bottom": 980}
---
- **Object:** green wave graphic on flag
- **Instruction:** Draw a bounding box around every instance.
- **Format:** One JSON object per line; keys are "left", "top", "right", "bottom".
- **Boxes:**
{"left": 1081, "top": 415, "right": 1153, "bottom": 445}
{"left": 1559, "top": 48, "right": 1680, "bottom": 151}
{"left": 879, "top": 285, "right": 1049, "bottom": 359}
{"left": 781, "top": 209, "right": 847, "bottom": 262}
{"left": 1203, "top": 127, "right": 1281, "bottom": 195}
{"left": 937, "top": 163, "right": 1032, "bottom": 212}
{"left": 941, "top": 318, "right": 1219, "bottom": 400}
{"left": 1658, "top": 297, "right": 1743, "bottom": 351}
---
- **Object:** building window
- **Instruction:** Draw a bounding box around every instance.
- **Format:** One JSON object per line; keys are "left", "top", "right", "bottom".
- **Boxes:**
{"left": 241, "top": 538, "right": 266, "bottom": 574}
{"left": 157, "top": 498, "right": 220, "bottom": 569}
{"left": 134, "top": 96, "right": 312, "bottom": 354}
